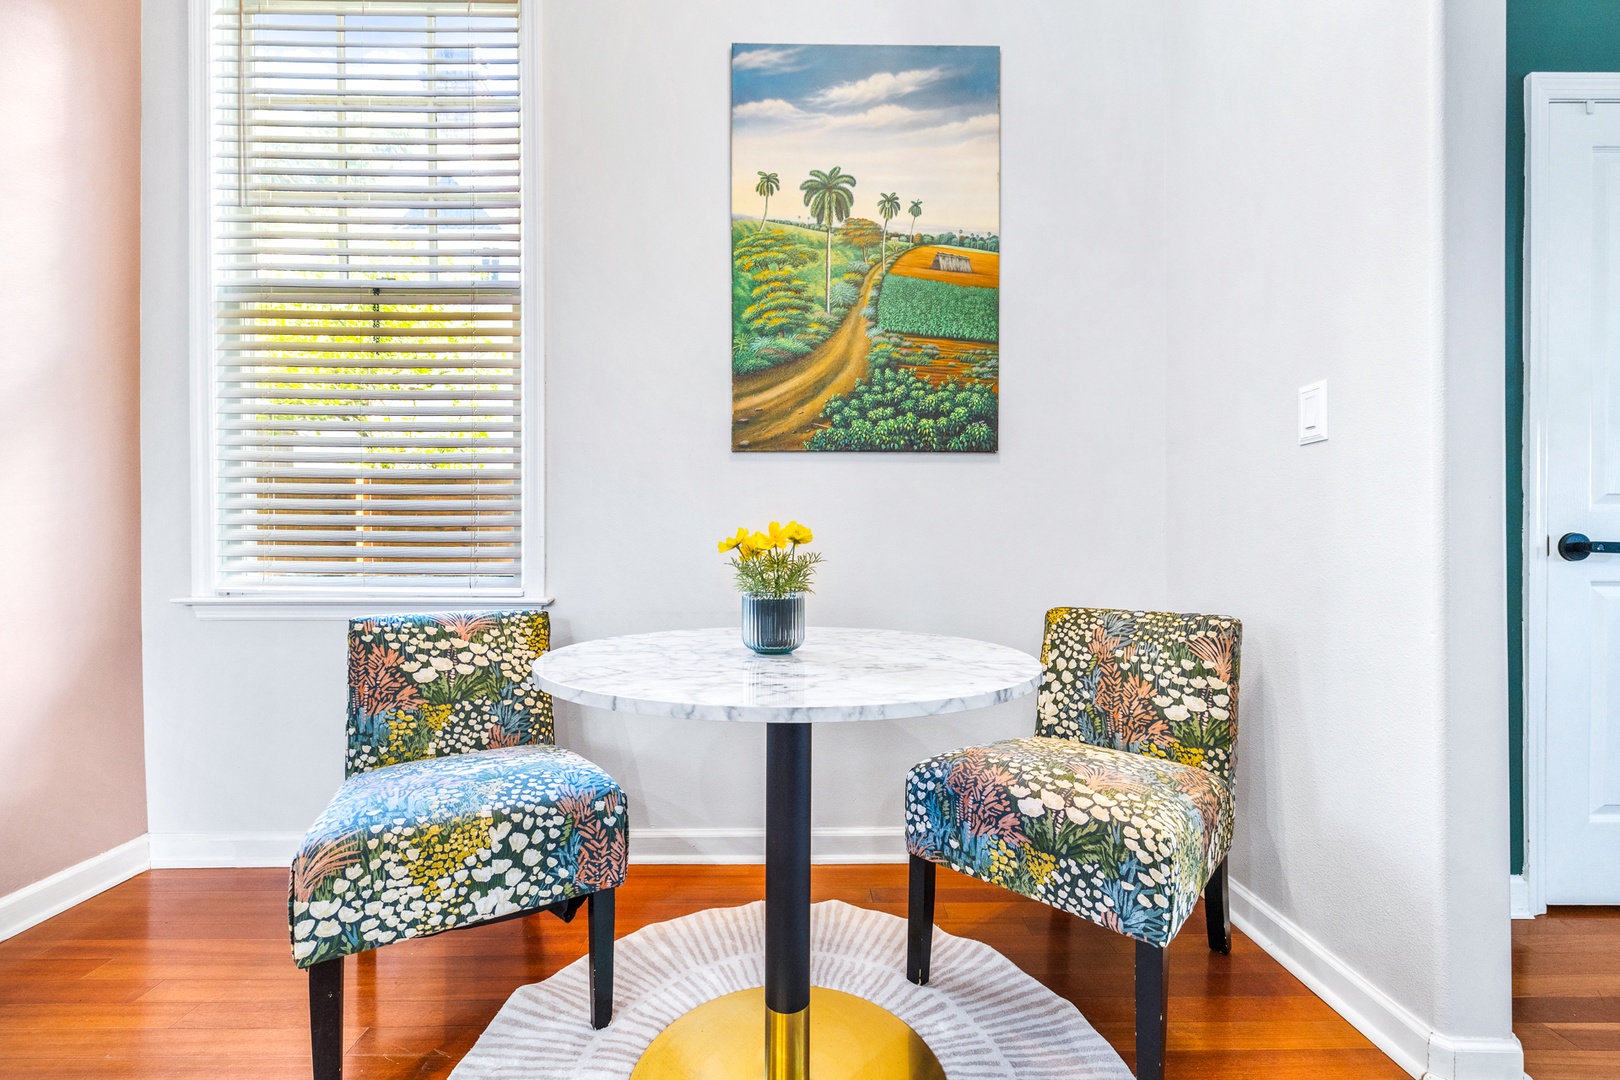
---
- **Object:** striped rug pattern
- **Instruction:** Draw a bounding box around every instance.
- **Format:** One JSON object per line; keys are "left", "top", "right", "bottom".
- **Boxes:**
{"left": 453, "top": 899, "right": 1131, "bottom": 1079}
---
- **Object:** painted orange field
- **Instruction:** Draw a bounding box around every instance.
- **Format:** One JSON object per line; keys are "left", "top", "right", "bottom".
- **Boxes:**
{"left": 894, "top": 335, "right": 998, "bottom": 386}
{"left": 887, "top": 245, "right": 999, "bottom": 288}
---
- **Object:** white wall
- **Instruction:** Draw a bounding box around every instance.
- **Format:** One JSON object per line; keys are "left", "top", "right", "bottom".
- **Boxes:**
{"left": 139, "top": 0, "right": 1172, "bottom": 862}
{"left": 1162, "top": 1, "right": 1518, "bottom": 1077}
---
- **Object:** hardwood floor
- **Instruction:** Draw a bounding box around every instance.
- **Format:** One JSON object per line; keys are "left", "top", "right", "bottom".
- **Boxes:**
{"left": 0, "top": 863, "right": 1520, "bottom": 1079}
{"left": 1515, "top": 906, "right": 1620, "bottom": 1080}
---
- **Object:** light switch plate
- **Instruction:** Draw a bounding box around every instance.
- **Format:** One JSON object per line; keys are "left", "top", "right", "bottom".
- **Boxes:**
{"left": 1298, "top": 380, "right": 1328, "bottom": 444}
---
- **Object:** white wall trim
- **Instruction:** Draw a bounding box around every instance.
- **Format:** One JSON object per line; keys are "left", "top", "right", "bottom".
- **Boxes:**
{"left": 0, "top": 836, "right": 151, "bottom": 942}
{"left": 629, "top": 827, "right": 907, "bottom": 865}
{"left": 1230, "top": 879, "right": 1525, "bottom": 1080}
{"left": 1509, "top": 874, "right": 1541, "bottom": 920}
{"left": 1426, "top": 1033, "right": 1532, "bottom": 1080}
{"left": 185, "top": 0, "right": 213, "bottom": 599}
{"left": 149, "top": 831, "right": 303, "bottom": 869}
{"left": 1518, "top": 72, "right": 1620, "bottom": 918}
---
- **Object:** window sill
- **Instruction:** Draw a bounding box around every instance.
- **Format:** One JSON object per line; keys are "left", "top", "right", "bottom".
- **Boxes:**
{"left": 172, "top": 594, "right": 555, "bottom": 621}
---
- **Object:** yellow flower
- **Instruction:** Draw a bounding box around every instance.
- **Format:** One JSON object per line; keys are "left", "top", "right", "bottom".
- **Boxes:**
{"left": 1172, "top": 744, "right": 1205, "bottom": 767}
{"left": 718, "top": 527, "right": 749, "bottom": 554}
{"left": 405, "top": 815, "right": 492, "bottom": 898}
{"left": 988, "top": 840, "right": 1021, "bottom": 882}
{"left": 767, "top": 521, "right": 790, "bottom": 549}
{"left": 783, "top": 521, "right": 813, "bottom": 545}
{"left": 741, "top": 531, "right": 774, "bottom": 558}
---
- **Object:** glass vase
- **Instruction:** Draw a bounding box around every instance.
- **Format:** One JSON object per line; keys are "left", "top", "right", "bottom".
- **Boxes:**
{"left": 740, "top": 593, "right": 806, "bottom": 655}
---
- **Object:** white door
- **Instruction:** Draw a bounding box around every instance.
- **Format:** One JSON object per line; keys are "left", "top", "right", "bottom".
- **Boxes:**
{"left": 1531, "top": 82, "right": 1620, "bottom": 903}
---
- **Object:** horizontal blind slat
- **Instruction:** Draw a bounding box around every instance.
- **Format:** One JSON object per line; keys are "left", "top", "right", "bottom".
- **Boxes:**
{"left": 222, "top": 515, "right": 521, "bottom": 524}
{"left": 222, "top": 529, "right": 519, "bottom": 544}
{"left": 219, "top": 566, "right": 520, "bottom": 578}
{"left": 223, "top": 469, "right": 521, "bottom": 480}
{"left": 220, "top": 481, "right": 519, "bottom": 494}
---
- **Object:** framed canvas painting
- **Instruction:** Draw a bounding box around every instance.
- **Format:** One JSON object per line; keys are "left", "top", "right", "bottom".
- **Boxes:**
{"left": 730, "top": 44, "right": 1001, "bottom": 452}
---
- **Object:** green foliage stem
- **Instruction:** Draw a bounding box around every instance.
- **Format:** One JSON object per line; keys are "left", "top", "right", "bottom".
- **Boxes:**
{"left": 728, "top": 546, "right": 825, "bottom": 599}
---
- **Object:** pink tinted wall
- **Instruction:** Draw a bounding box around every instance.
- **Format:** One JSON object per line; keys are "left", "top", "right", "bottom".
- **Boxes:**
{"left": 0, "top": 0, "right": 145, "bottom": 894}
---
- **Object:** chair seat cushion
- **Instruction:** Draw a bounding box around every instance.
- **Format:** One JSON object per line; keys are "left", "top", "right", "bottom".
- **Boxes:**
{"left": 905, "top": 737, "right": 1232, "bottom": 946}
{"left": 290, "top": 745, "right": 628, "bottom": 967}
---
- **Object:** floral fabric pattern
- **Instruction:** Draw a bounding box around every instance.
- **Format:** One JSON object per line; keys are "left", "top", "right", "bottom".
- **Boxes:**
{"left": 346, "top": 611, "right": 554, "bottom": 777}
{"left": 290, "top": 744, "right": 628, "bottom": 968}
{"left": 906, "top": 738, "right": 1232, "bottom": 946}
{"left": 1035, "top": 608, "right": 1241, "bottom": 788}
{"left": 904, "top": 607, "right": 1242, "bottom": 947}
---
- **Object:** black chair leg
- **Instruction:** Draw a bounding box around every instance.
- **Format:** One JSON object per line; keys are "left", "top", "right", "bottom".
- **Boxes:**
{"left": 1135, "top": 939, "right": 1169, "bottom": 1080}
{"left": 587, "top": 889, "right": 615, "bottom": 1029}
{"left": 308, "top": 957, "right": 343, "bottom": 1080}
{"left": 906, "top": 854, "right": 936, "bottom": 985}
{"left": 1205, "top": 858, "right": 1231, "bottom": 955}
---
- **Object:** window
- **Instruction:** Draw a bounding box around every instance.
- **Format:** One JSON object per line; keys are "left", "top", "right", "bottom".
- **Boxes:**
{"left": 204, "top": 0, "right": 531, "bottom": 599}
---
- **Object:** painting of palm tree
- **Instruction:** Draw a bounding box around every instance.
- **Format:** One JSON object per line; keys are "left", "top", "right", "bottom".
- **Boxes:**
{"left": 755, "top": 171, "right": 779, "bottom": 231}
{"left": 800, "top": 167, "right": 857, "bottom": 312}
{"left": 878, "top": 192, "right": 901, "bottom": 266}
{"left": 731, "top": 44, "right": 1000, "bottom": 454}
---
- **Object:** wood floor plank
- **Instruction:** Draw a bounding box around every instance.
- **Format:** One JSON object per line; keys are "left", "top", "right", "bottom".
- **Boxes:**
{"left": 1545, "top": 1023, "right": 1620, "bottom": 1051}
{"left": 1511, "top": 1050, "right": 1620, "bottom": 1080}
{"left": 1517, "top": 907, "right": 1620, "bottom": 1080}
{"left": 0, "top": 866, "right": 1607, "bottom": 1078}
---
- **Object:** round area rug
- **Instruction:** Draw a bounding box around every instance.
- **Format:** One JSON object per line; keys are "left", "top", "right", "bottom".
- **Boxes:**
{"left": 451, "top": 899, "right": 1131, "bottom": 1079}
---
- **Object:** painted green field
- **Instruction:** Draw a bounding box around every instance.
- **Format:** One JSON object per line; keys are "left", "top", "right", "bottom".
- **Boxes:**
{"left": 876, "top": 275, "right": 999, "bottom": 343}
{"left": 875, "top": 245, "right": 1000, "bottom": 344}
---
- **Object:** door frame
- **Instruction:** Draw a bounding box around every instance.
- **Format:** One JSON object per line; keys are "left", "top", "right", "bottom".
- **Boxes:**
{"left": 1520, "top": 71, "right": 1620, "bottom": 918}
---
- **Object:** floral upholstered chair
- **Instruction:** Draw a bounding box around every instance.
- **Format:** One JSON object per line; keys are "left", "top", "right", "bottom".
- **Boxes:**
{"left": 904, "top": 607, "right": 1241, "bottom": 1080}
{"left": 290, "top": 611, "right": 628, "bottom": 1080}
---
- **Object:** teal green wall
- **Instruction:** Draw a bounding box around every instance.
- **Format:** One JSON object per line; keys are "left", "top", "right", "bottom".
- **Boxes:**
{"left": 1506, "top": 1, "right": 1620, "bottom": 874}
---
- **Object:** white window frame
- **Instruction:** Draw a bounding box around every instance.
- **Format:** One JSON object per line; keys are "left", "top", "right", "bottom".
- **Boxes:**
{"left": 175, "top": 0, "right": 547, "bottom": 620}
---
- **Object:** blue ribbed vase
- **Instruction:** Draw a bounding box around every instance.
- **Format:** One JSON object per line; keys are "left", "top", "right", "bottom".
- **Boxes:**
{"left": 740, "top": 593, "right": 806, "bottom": 655}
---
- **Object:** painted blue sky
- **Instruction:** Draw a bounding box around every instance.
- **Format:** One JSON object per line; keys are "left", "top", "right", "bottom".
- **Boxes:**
{"left": 731, "top": 44, "right": 1000, "bottom": 235}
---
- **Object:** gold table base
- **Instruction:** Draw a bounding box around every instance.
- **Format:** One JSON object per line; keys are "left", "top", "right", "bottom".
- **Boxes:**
{"left": 628, "top": 987, "right": 945, "bottom": 1080}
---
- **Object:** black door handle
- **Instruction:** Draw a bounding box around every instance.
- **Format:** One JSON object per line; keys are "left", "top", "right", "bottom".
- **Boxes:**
{"left": 1558, "top": 532, "right": 1620, "bottom": 561}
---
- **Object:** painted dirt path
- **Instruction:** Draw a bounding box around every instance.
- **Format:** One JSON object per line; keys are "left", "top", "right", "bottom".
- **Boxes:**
{"left": 731, "top": 265, "right": 880, "bottom": 451}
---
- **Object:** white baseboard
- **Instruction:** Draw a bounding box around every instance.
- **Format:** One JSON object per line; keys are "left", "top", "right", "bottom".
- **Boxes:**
{"left": 0, "top": 835, "right": 151, "bottom": 942}
{"left": 148, "top": 831, "right": 303, "bottom": 868}
{"left": 1230, "top": 879, "right": 1525, "bottom": 1080}
{"left": 1509, "top": 874, "right": 1542, "bottom": 920}
{"left": 1425, "top": 1032, "right": 1532, "bottom": 1080}
{"left": 630, "top": 826, "right": 907, "bottom": 864}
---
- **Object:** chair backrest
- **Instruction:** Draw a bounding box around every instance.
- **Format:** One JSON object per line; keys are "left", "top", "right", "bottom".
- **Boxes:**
{"left": 1034, "top": 607, "right": 1242, "bottom": 787}
{"left": 345, "top": 610, "right": 554, "bottom": 777}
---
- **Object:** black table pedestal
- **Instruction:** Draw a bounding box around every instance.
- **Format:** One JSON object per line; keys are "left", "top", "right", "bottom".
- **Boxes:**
{"left": 765, "top": 724, "right": 811, "bottom": 1078}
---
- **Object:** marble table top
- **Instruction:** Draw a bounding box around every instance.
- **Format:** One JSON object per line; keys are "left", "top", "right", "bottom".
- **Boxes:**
{"left": 530, "top": 627, "right": 1042, "bottom": 723}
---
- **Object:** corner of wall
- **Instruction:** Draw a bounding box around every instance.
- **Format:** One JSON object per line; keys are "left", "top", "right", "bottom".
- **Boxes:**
{"left": 0, "top": 836, "right": 150, "bottom": 943}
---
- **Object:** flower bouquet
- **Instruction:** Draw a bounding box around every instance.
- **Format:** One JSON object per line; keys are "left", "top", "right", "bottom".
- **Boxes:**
{"left": 718, "top": 521, "right": 823, "bottom": 654}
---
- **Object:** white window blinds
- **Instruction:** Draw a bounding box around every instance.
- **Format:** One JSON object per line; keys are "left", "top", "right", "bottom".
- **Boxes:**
{"left": 211, "top": 0, "right": 524, "bottom": 592}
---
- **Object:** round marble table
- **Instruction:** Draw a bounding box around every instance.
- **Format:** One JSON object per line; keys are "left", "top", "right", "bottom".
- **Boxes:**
{"left": 532, "top": 627, "right": 1040, "bottom": 1080}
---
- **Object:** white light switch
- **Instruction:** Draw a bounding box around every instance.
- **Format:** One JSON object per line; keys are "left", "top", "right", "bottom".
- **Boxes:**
{"left": 1298, "top": 380, "right": 1328, "bottom": 445}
